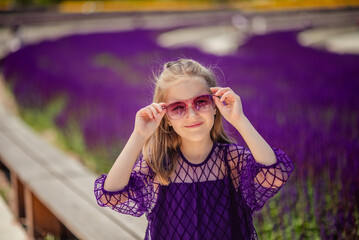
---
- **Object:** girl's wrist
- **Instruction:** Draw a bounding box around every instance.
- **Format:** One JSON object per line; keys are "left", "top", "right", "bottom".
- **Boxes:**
{"left": 130, "top": 131, "right": 150, "bottom": 145}
{"left": 232, "top": 114, "right": 249, "bottom": 132}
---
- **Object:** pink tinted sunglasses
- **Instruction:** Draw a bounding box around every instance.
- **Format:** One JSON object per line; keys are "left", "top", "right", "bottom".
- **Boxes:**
{"left": 162, "top": 94, "right": 215, "bottom": 120}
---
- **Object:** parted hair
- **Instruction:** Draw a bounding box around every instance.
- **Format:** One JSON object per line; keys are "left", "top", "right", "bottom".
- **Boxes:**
{"left": 143, "top": 59, "right": 233, "bottom": 185}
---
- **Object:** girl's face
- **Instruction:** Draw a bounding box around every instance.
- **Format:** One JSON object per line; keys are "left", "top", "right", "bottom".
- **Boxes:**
{"left": 165, "top": 77, "right": 215, "bottom": 143}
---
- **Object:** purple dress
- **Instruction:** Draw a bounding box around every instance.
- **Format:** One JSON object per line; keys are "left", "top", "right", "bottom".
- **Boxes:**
{"left": 94, "top": 143, "right": 294, "bottom": 239}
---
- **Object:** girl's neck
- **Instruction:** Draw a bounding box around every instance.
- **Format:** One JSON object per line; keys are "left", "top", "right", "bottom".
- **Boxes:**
{"left": 180, "top": 137, "right": 214, "bottom": 164}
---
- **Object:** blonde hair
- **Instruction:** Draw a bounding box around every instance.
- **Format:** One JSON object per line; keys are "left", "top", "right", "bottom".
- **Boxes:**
{"left": 143, "top": 59, "right": 233, "bottom": 185}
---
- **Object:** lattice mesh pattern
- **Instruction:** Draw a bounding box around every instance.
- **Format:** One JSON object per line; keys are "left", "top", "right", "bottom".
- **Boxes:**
{"left": 94, "top": 157, "right": 156, "bottom": 217}
{"left": 94, "top": 143, "right": 294, "bottom": 239}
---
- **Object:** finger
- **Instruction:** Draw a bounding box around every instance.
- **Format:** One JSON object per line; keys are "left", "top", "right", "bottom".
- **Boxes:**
{"left": 220, "top": 91, "right": 235, "bottom": 103}
{"left": 138, "top": 106, "right": 155, "bottom": 119}
{"left": 152, "top": 103, "right": 165, "bottom": 113}
{"left": 148, "top": 105, "right": 159, "bottom": 118}
{"left": 158, "top": 102, "right": 168, "bottom": 112}
{"left": 213, "top": 87, "right": 232, "bottom": 97}
{"left": 210, "top": 88, "right": 222, "bottom": 100}
{"left": 151, "top": 104, "right": 167, "bottom": 121}
{"left": 210, "top": 87, "right": 221, "bottom": 93}
{"left": 143, "top": 107, "right": 154, "bottom": 119}
{"left": 213, "top": 95, "right": 225, "bottom": 109}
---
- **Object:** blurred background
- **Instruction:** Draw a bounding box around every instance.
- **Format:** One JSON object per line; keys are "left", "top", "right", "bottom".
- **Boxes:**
{"left": 0, "top": 0, "right": 359, "bottom": 239}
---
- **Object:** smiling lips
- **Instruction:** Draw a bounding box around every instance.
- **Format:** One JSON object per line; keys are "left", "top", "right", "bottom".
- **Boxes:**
{"left": 185, "top": 122, "right": 203, "bottom": 128}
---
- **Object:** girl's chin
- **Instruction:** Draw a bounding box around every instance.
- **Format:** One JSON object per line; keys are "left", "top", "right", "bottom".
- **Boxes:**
{"left": 178, "top": 132, "right": 212, "bottom": 143}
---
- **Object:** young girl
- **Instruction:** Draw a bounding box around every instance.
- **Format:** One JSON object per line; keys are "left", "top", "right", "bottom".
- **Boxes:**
{"left": 94, "top": 59, "right": 294, "bottom": 239}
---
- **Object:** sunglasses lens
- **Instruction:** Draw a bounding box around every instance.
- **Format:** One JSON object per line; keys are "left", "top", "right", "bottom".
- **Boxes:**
{"left": 165, "top": 95, "right": 214, "bottom": 120}
{"left": 167, "top": 102, "right": 186, "bottom": 119}
{"left": 194, "top": 95, "right": 213, "bottom": 112}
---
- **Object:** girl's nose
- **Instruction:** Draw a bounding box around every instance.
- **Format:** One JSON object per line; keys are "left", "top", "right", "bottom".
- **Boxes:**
{"left": 186, "top": 105, "right": 199, "bottom": 118}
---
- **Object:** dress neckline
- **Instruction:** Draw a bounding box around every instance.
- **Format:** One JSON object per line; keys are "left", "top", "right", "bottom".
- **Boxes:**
{"left": 179, "top": 142, "right": 216, "bottom": 167}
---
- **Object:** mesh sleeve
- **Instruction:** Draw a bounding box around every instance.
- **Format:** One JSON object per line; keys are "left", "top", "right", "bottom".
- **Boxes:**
{"left": 94, "top": 156, "right": 154, "bottom": 217}
{"left": 227, "top": 143, "right": 294, "bottom": 211}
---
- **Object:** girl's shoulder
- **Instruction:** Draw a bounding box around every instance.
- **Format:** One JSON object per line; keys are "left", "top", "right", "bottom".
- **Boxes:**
{"left": 214, "top": 142, "right": 247, "bottom": 162}
{"left": 215, "top": 142, "right": 244, "bottom": 152}
{"left": 133, "top": 154, "right": 156, "bottom": 177}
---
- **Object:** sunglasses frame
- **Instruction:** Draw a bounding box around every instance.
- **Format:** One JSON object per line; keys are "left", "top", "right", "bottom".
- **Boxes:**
{"left": 162, "top": 94, "right": 216, "bottom": 120}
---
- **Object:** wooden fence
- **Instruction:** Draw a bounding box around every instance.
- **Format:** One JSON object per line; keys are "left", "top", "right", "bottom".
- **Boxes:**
{"left": 0, "top": 100, "right": 147, "bottom": 239}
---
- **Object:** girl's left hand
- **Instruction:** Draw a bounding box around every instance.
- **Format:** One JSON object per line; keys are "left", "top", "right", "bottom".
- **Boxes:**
{"left": 210, "top": 87, "right": 245, "bottom": 125}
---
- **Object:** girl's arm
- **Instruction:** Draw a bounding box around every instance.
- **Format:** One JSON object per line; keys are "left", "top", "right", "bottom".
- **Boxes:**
{"left": 103, "top": 102, "right": 166, "bottom": 192}
{"left": 211, "top": 87, "right": 293, "bottom": 192}
{"left": 232, "top": 116, "right": 276, "bottom": 166}
{"left": 103, "top": 132, "right": 147, "bottom": 191}
{"left": 211, "top": 87, "right": 276, "bottom": 166}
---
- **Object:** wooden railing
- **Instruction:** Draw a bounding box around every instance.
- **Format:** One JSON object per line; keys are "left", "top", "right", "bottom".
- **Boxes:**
{"left": 0, "top": 97, "right": 147, "bottom": 239}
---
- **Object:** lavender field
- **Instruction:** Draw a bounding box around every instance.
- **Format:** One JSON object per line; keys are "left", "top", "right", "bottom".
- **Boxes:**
{"left": 2, "top": 27, "right": 359, "bottom": 239}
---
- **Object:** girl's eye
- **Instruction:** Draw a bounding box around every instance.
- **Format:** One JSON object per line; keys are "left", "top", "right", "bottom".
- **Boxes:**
{"left": 172, "top": 105, "right": 185, "bottom": 111}
{"left": 196, "top": 100, "right": 208, "bottom": 105}
{"left": 195, "top": 98, "right": 211, "bottom": 107}
{"left": 168, "top": 103, "right": 186, "bottom": 113}
{"left": 194, "top": 95, "right": 213, "bottom": 111}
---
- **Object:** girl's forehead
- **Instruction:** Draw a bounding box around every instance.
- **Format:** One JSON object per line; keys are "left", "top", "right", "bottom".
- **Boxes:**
{"left": 165, "top": 77, "right": 209, "bottom": 102}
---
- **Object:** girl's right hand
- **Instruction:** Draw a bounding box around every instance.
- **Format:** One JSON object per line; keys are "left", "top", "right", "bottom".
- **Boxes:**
{"left": 134, "top": 102, "right": 167, "bottom": 139}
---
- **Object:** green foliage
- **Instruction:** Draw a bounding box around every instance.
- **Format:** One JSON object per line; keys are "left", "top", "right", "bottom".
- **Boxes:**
{"left": 252, "top": 174, "right": 359, "bottom": 239}
{"left": 0, "top": 189, "right": 8, "bottom": 201}
{"left": 0, "top": 179, "right": 11, "bottom": 204}
{"left": 253, "top": 180, "right": 322, "bottom": 240}
{"left": 55, "top": 118, "right": 114, "bottom": 174}
{"left": 18, "top": 95, "right": 113, "bottom": 174}
{"left": 19, "top": 94, "right": 67, "bottom": 132}
{"left": 92, "top": 52, "right": 144, "bottom": 85}
{"left": 44, "top": 233, "right": 61, "bottom": 240}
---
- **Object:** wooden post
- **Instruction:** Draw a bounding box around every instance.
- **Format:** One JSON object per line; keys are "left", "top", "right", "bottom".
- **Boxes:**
{"left": 24, "top": 186, "right": 75, "bottom": 239}
{"left": 10, "top": 172, "right": 25, "bottom": 222}
{"left": 24, "top": 187, "right": 35, "bottom": 239}
{"left": 32, "top": 193, "right": 62, "bottom": 238}
{"left": 9, "top": 171, "right": 18, "bottom": 215}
